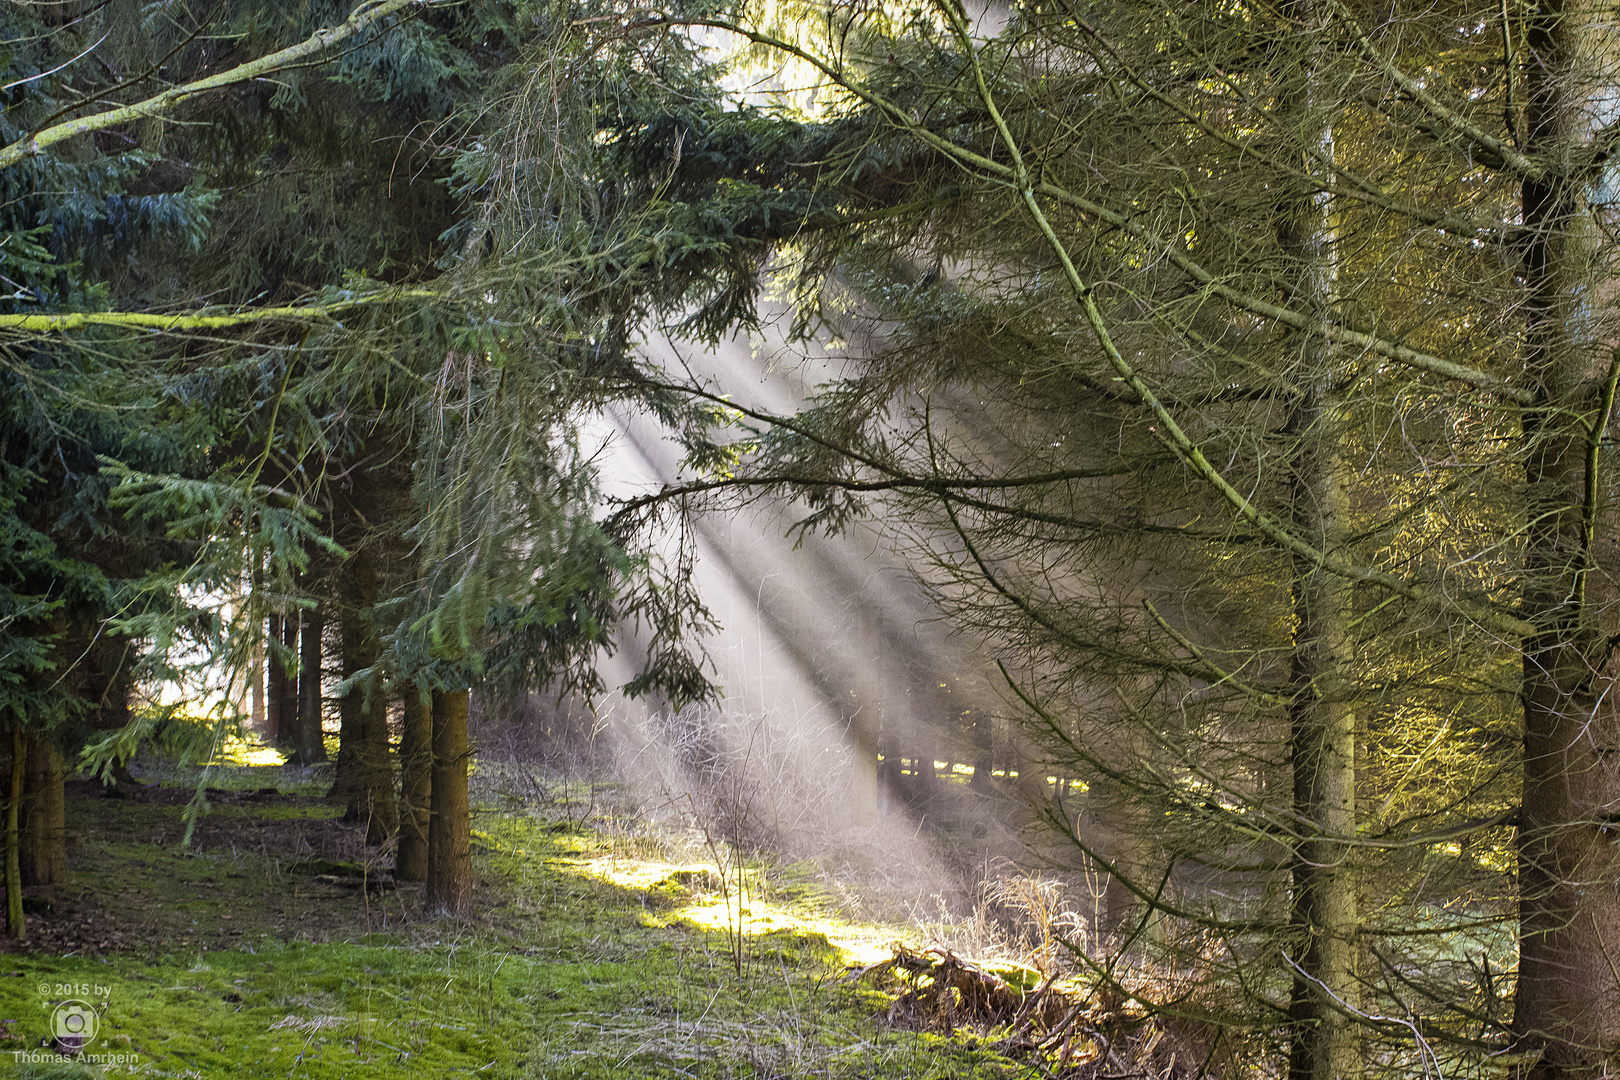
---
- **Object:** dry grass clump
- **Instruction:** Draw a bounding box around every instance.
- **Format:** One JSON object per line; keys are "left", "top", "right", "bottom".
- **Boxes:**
{"left": 860, "top": 864, "right": 1240, "bottom": 1079}
{"left": 854, "top": 943, "right": 1224, "bottom": 1079}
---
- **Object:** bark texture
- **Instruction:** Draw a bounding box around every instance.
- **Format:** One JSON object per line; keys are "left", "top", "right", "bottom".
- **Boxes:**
{"left": 250, "top": 633, "right": 265, "bottom": 737}
{"left": 294, "top": 604, "right": 327, "bottom": 765}
{"left": 1277, "top": 16, "right": 1361, "bottom": 1076}
{"left": 1513, "top": 0, "right": 1620, "bottom": 1070}
{"left": 330, "top": 608, "right": 361, "bottom": 810}
{"left": 396, "top": 688, "right": 431, "bottom": 882}
{"left": 427, "top": 688, "right": 472, "bottom": 915}
{"left": 20, "top": 735, "right": 64, "bottom": 888}
{"left": 345, "top": 549, "right": 396, "bottom": 844}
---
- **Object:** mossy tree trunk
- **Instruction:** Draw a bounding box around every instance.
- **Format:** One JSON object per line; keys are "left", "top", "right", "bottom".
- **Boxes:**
{"left": 427, "top": 688, "right": 471, "bottom": 914}
{"left": 1275, "top": 12, "right": 1362, "bottom": 1077}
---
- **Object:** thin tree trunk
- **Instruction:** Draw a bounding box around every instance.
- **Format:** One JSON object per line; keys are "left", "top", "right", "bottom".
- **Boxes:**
{"left": 6, "top": 728, "right": 23, "bottom": 940}
{"left": 331, "top": 610, "right": 362, "bottom": 810}
{"left": 265, "top": 613, "right": 281, "bottom": 743}
{"left": 970, "top": 711, "right": 993, "bottom": 793}
{"left": 396, "top": 687, "right": 431, "bottom": 881}
{"left": 20, "top": 735, "right": 64, "bottom": 888}
{"left": 1513, "top": 2, "right": 1620, "bottom": 1071}
{"left": 268, "top": 611, "right": 296, "bottom": 747}
{"left": 250, "top": 630, "right": 265, "bottom": 737}
{"left": 1104, "top": 814, "right": 1165, "bottom": 946}
{"left": 1098, "top": 709, "right": 1167, "bottom": 946}
{"left": 877, "top": 725, "right": 899, "bottom": 786}
{"left": 331, "top": 487, "right": 367, "bottom": 807}
{"left": 427, "top": 687, "right": 472, "bottom": 914}
{"left": 295, "top": 604, "right": 327, "bottom": 765}
{"left": 1277, "top": 13, "right": 1361, "bottom": 1076}
{"left": 1286, "top": 529, "right": 1361, "bottom": 1080}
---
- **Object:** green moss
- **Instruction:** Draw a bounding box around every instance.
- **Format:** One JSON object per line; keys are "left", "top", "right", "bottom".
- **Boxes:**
{"left": 210, "top": 803, "right": 348, "bottom": 823}
{"left": 2, "top": 772, "right": 1012, "bottom": 1079}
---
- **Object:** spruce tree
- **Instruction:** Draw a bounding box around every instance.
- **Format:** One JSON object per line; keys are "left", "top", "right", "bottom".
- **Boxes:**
{"left": 554, "top": 1, "right": 1620, "bottom": 1073}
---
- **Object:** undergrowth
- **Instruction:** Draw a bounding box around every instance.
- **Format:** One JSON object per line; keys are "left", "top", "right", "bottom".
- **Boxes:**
{"left": 0, "top": 763, "right": 1015, "bottom": 1079}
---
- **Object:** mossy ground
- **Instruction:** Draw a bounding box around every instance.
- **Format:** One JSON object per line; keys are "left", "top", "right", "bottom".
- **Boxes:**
{"left": 0, "top": 765, "right": 1014, "bottom": 1079}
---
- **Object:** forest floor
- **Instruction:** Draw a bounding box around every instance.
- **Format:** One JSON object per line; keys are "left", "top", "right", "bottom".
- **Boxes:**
{"left": 0, "top": 761, "right": 1026, "bottom": 1080}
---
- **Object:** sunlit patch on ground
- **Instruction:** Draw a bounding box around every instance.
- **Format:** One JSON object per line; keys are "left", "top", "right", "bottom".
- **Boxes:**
{"left": 574, "top": 855, "right": 683, "bottom": 890}
{"left": 674, "top": 897, "right": 894, "bottom": 963}
{"left": 7, "top": 761, "right": 1033, "bottom": 1079}
{"left": 216, "top": 734, "right": 286, "bottom": 766}
{"left": 579, "top": 856, "right": 896, "bottom": 964}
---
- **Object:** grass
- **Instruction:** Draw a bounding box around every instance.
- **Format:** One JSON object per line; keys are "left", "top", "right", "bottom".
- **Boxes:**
{"left": 0, "top": 765, "right": 1016, "bottom": 1079}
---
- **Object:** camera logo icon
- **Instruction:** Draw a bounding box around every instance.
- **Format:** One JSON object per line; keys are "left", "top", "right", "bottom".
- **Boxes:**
{"left": 50, "top": 999, "right": 98, "bottom": 1050}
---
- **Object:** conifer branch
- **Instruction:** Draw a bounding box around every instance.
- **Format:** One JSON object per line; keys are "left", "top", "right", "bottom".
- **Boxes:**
{"left": 0, "top": 0, "right": 423, "bottom": 171}
{"left": 0, "top": 289, "right": 438, "bottom": 333}
{"left": 659, "top": 14, "right": 1535, "bottom": 406}
{"left": 1059, "top": 7, "right": 1515, "bottom": 243}
{"left": 941, "top": 1, "right": 1537, "bottom": 642}
{"left": 1327, "top": 0, "right": 1546, "bottom": 183}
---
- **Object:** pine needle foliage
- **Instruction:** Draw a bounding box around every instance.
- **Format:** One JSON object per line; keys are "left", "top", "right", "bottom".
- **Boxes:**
{"left": 549, "top": 1, "right": 1620, "bottom": 1076}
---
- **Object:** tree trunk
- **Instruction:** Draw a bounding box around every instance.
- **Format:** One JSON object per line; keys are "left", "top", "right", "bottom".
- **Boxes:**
{"left": 1286, "top": 532, "right": 1361, "bottom": 1080}
{"left": 250, "top": 629, "right": 266, "bottom": 737}
{"left": 1277, "top": 14, "right": 1361, "bottom": 1077}
{"left": 877, "top": 726, "right": 899, "bottom": 783}
{"left": 265, "top": 613, "right": 281, "bottom": 743}
{"left": 970, "top": 711, "right": 993, "bottom": 793}
{"left": 268, "top": 610, "right": 296, "bottom": 747}
{"left": 357, "top": 684, "right": 397, "bottom": 845}
{"left": 20, "top": 735, "right": 64, "bottom": 888}
{"left": 427, "top": 687, "right": 472, "bottom": 914}
{"left": 396, "top": 687, "right": 431, "bottom": 882}
{"left": 913, "top": 747, "right": 935, "bottom": 797}
{"left": 1513, "top": 2, "right": 1620, "bottom": 1071}
{"left": 294, "top": 604, "right": 327, "bottom": 764}
{"left": 330, "top": 615, "right": 362, "bottom": 810}
{"left": 5, "top": 728, "right": 22, "bottom": 940}
{"left": 338, "top": 548, "right": 396, "bottom": 844}
{"left": 356, "top": 680, "right": 396, "bottom": 848}
{"left": 1103, "top": 810, "right": 1165, "bottom": 946}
